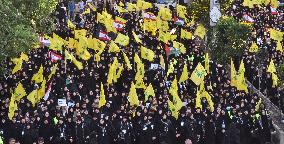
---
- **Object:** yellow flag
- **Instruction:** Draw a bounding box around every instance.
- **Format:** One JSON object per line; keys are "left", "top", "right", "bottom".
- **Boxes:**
{"left": 93, "top": 38, "right": 106, "bottom": 51}
{"left": 114, "top": 64, "right": 124, "bottom": 83}
{"left": 236, "top": 60, "right": 248, "bottom": 93}
{"left": 132, "top": 31, "right": 142, "bottom": 44}
{"left": 249, "top": 42, "right": 259, "bottom": 53}
{"left": 190, "top": 63, "right": 207, "bottom": 86}
{"left": 168, "top": 100, "right": 179, "bottom": 119}
{"left": 48, "top": 64, "right": 58, "bottom": 81}
{"left": 137, "top": 0, "right": 152, "bottom": 10}
{"left": 36, "top": 79, "right": 46, "bottom": 102}
{"left": 144, "top": 84, "right": 155, "bottom": 101}
{"left": 173, "top": 41, "right": 186, "bottom": 54}
{"left": 134, "top": 53, "right": 142, "bottom": 64}
{"left": 13, "top": 83, "right": 27, "bottom": 101}
{"left": 77, "top": 48, "right": 91, "bottom": 61}
{"left": 195, "top": 87, "right": 202, "bottom": 109}
{"left": 158, "top": 7, "right": 172, "bottom": 21}
{"left": 231, "top": 58, "right": 237, "bottom": 87}
{"left": 65, "top": 50, "right": 83, "bottom": 70}
{"left": 82, "top": 8, "right": 90, "bottom": 15}
{"left": 169, "top": 77, "right": 178, "bottom": 98}
{"left": 179, "top": 64, "right": 189, "bottom": 83}
{"left": 68, "top": 20, "right": 75, "bottom": 29}
{"left": 176, "top": 4, "right": 187, "bottom": 19}
{"left": 156, "top": 19, "right": 169, "bottom": 32}
{"left": 255, "top": 98, "right": 262, "bottom": 111}
{"left": 267, "top": 59, "right": 276, "bottom": 73}
{"left": 160, "top": 55, "right": 165, "bottom": 69}
{"left": 129, "top": 82, "right": 139, "bottom": 106}
{"left": 123, "top": 52, "right": 132, "bottom": 69}
{"left": 158, "top": 31, "right": 170, "bottom": 43}
{"left": 107, "top": 57, "right": 118, "bottom": 85}
{"left": 203, "top": 91, "right": 214, "bottom": 112}
{"left": 116, "top": 16, "right": 127, "bottom": 23}
{"left": 8, "top": 96, "right": 18, "bottom": 120}
{"left": 194, "top": 24, "right": 206, "bottom": 39}
{"left": 204, "top": 53, "right": 209, "bottom": 72}
{"left": 271, "top": 0, "right": 279, "bottom": 8}
{"left": 32, "top": 65, "right": 44, "bottom": 84}
{"left": 141, "top": 46, "right": 155, "bottom": 62}
{"left": 134, "top": 54, "right": 146, "bottom": 89}
{"left": 117, "top": 5, "right": 128, "bottom": 13}
{"left": 27, "top": 90, "right": 37, "bottom": 107}
{"left": 109, "top": 41, "right": 121, "bottom": 52}
{"left": 74, "top": 29, "right": 87, "bottom": 39}
{"left": 128, "top": 3, "right": 138, "bottom": 11}
{"left": 276, "top": 40, "right": 283, "bottom": 52}
{"left": 105, "top": 19, "right": 117, "bottom": 33}
{"left": 99, "top": 83, "right": 106, "bottom": 108}
{"left": 272, "top": 73, "right": 278, "bottom": 87}
{"left": 270, "top": 29, "right": 284, "bottom": 41}
{"left": 67, "top": 38, "right": 76, "bottom": 49}
{"left": 115, "top": 33, "right": 129, "bottom": 46}
{"left": 181, "top": 29, "right": 192, "bottom": 40}
{"left": 11, "top": 53, "right": 29, "bottom": 74}
{"left": 167, "top": 62, "right": 175, "bottom": 76}
{"left": 88, "top": 3, "right": 97, "bottom": 11}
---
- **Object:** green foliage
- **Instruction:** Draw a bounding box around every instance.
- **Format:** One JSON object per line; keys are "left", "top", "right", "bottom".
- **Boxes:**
{"left": 0, "top": 0, "right": 57, "bottom": 66}
{"left": 209, "top": 17, "right": 252, "bottom": 65}
{"left": 187, "top": 0, "right": 233, "bottom": 27}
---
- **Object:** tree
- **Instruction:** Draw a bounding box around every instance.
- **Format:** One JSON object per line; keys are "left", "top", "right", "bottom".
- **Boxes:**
{"left": 208, "top": 16, "right": 252, "bottom": 65}
{"left": 0, "top": 0, "right": 57, "bottom": 65}
{"left": 187, "top": 0, "right": 232, "bottom": 27}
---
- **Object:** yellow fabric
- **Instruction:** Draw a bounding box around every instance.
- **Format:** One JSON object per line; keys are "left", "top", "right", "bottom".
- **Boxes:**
{"left": 168, "top": 100, "right": 179, "bottom": 119}
{"left": 143, "top": 20, "right": 157, "bottom": 34}
{"left": 129, "top": 82, "right": 139, "bottom": 106}
{"left": 173, "top": 41, "right": 186, "bottom": 54}
{"left": 156, "top": 19, "right": 169, "bottom": 32}
{"left": 67, "top": 38, "right": 76, "bottom": 49}
{"left": 270, "top": 29, "right": 284, "bottom": 41}
{"left": 32, "top": 65, "right": 44, "bottom": 84}
{"left": 181, "top": 29, "right": 192, "bottom": 40}
{"left": 134, "top": 54, "right": 146, "bottom": 89}
{"left": 132, "top": 31, "right": 142, "bottom": 44}
{"left": 160, "top": 55, "right": 165, "bottom": 69}
{"left": 93, "top": 38, "right": 106, "bottom": 51}
{"left": 115, "top": 33, "right": 129, "bottom": 46}
{"left": 194, "top": 24, "right": 206, "bottom": 39}
{"left": 249, "top": 43, "right": 259, "bottom": 53}
{"left": 255, "top": 98, "right": 262, "bottom": 111}
{"left": 272, "top": 73, "right": 278, "bottom": 87}
{"left": 13, "top": 83, "right": 27, "bottom": 101}
{"left": 169, "top": 77, "right": 183, "bottom": 115}
{"left": 49, "top": 33, "right": 64, "bottom": 51}
{"left": 36, "top": 79, "right": 46, "bottom": 102}
{"left": 141, "top": 46, "right": 155, "bottom": 62}
{"left": 144, "top": 84, "right": 155, "bottom": 101}
{"left": 267, "top": 59, "right": 276, "bottom": 73}
{"left": 231, "top": 58, "right": 237, "bottom": 87}
{"left": 158, "top": 31, "right": 170, "bottom": 43}
{"left": 176, "top": 4, "right": 187, "bottom": 19}
{"left": 88, "top": 3, "right": 97, "bottom": 11}
{"left": 205, "top": 53, "right": 209, "bottom": 72}
{"left": 117, "top": 5, "right": 128, "bottom": 13}
{"left": 109, "top": 41, "right": 121, "bottom": 52}
{"left": 137, "top": 0, "right": 152, "bottom": 10}
{"left": 65, "top": 50, "right": 83, "bottom": 70}
{"left": 74, "top": 29, "right": 87, "bottom": 39}
{"left": 128, "top": 3, "right": 138, "bottom": 11}
{"left": 116, "top": 17, "right": 127, "bottom": 23}
{"left": 8, "top": 96, "right": 17, "bottom": 120}
{"left": 276, "top": 41, "right": 283, "bottom": 52}
{"left": 27, "top": 90, "right": 37, "bottom": 107}
{"left": 82, "top": 8, "right": 90, "bottom": 15}
{"left": 167, "top": 62, "right": 175, "bottom": 76}
{"left": 107, "top": 57, "right": 118, "bottom": 85}
{"left": 11, "top": 53, "right": 29, "bottom": 74}
{"left": 169, "top": 77, "right": 178, "bottom": 99}
{"left": 195, "top": 87, "right": 202, "bottom": 109}
{"left": 190, "top": 63, "right": 207, "bottom": 86}
{"left": 123, "top": 52, "right": 132, "bottom": 69}
{"left": 99, "top": 83, "right": 106, "bottom": 108}
{"left": 158, "top": 7, "right": 172, "bottom": 21}
{"left": 48, "top": 64, "right": 58, "bottom": 81}
{"left": 68, "top": 20, "right": 75, "bottom": 29}
{"left": 179, "top": 64, "right": 189, "bottom": 83}
{"left": 114, "top": 64, "right": 124, "bottom": 82}
{"left": 236, "top": 60, "right": 248, "bottom": 93}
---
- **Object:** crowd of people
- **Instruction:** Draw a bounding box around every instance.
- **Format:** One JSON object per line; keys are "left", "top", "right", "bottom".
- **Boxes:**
{"left": 0, "top": 0, "right": 283, "bottom": 144}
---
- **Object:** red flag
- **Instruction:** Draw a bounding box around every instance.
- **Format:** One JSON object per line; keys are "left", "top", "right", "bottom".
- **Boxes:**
{"left": 113, "top": 20, "right": 125, "bottom": 31}
{"left": 48, "top": 51, "right": 62, "bottom": 62}
{"left": 164, "top": 44, "right": 170, "bottom": 58}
